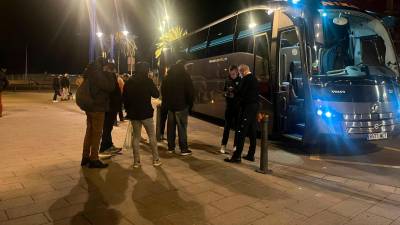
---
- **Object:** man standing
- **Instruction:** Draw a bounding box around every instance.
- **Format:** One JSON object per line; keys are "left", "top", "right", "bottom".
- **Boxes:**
{"left": 225, "top": 64, "right": 259, "bottom": 163}
{"left": 161, "top": 61, "right": 194, "bottom": 155}
{"left": 220, "top": 65, "right": 241, "bottom": 154}
{"left": 99, "top": 63, "right": 123, "bottom": 156}
{"left": 80, "top": 58, "right": 115, "bottom": 168}
{"left": 52, "top": 76, "right": 61, "bottom": 102}
{"left": 0, "top": 69, "right": 9, "bottom": 117}
{"left": 123, "top": 62, "right": 161, "bottom": 168}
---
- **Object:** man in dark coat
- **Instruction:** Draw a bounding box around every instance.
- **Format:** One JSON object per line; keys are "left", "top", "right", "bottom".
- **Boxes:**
{"left": 161, "top": 61, "right": 194, "bottom": 155}
{"left": 123, "top": 61, "right": 161, "bottom": 167}
{"left": 0, "top": 69, "right": 9, "bottom": 117}
{"left": 52, "top": 76, "right": 61, "bottom": 102}
{"left": 225, "top": 64, "right": 259, "bottom": 163}
{"left": 99, "top": 63, "right": 122, "bottom": 155}
{"left": 81, "top": 58, "right": 115, "bottom": 168}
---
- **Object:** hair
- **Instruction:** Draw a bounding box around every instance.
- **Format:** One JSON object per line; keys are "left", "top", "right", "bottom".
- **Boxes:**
{"left": 104, "top": 62, "right": 116, "bottom": 71}
{"left": 239, "top": 64, "right": 250, "bottom": 72}
{"left": 229, "top": 65, "right": 238, "bottom": 71}
{"left": 136, "top": 61, "right": 150, "bottom": 77}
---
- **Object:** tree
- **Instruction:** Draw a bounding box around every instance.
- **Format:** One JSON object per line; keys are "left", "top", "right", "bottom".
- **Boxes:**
{"left": 154, "top": 26, "right": 187, "bottom": 60}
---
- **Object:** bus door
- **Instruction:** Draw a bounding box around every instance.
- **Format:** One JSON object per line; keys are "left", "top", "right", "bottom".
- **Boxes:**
{"left": 274, "top": 12, "right": 306, "bottom": 140}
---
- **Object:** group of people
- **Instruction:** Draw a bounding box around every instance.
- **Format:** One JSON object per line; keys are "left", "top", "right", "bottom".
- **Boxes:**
{"left": 52, "top": 74, "right": 71, "bottom": 102}
{"left": 0, "top": 68, "right": 9, "bottom": 118}
{"left": 77, "top": 57, "right": 259, "bottom": 169}
{"left": 221, "top": 64, "right": 260, "bottom": 163}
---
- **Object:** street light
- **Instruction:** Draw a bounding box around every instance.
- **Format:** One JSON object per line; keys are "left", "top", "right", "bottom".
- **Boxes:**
{"left": 122, "top": 30, "right": 129, "bottom": 36}
{"left": 248, "top": 22, "right": 257, "bottom": 29}
{"left": 96, "top": 32, "right": 104, "bottom": 38}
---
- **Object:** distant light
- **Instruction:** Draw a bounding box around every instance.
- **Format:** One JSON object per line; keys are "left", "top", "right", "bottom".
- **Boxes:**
{"left": 96, "top": 32, "right": 103, "bottom": 38}
{"left": 322, "top": 12, "right": 327, "bottom": 17}
{"left": 317, "top": 109, "right": 323, "bottom": 116}
{"left": 248, "top": 23, "right": 257, "bottom": 29}
{"left": 122, "top": 30, "right": 129, "bottom": 36}
{"left": 292, "top": 0, "right": 301, "bottom": 4}
{"left": 267, "top": 9, "right": 273, "bottom": 15}
{"left": 325, "top": 111, "right": 332, "bottom": 118}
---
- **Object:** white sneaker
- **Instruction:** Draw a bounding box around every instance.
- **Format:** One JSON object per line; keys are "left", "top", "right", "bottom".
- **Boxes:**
{"left": 52, "top": 100, "right": 58, "bottom": 103}
{"left": 233, "top": 146, "right": 237, "bottom": 151}
{"left": 153, "top": 160, "right": 162, "bottom": 167}
{"left": 133, "top": 163, "right": 141, "bottom": 168}
{"left": 220, "top": 145, "right": 226, "bottom": 154}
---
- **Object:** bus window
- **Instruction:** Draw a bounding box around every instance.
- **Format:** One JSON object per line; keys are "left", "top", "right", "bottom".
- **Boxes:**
{"left": 208, "top": 16, "right": 236, "bottom": 57}
{"left": 188, "top": 28, "right": 209, "bottom": 59}
{"left": 254, "top": 34, "right": 270, "bottom": 80}
{"left": 279, "top": 29, "right": 300, "bottom": 84}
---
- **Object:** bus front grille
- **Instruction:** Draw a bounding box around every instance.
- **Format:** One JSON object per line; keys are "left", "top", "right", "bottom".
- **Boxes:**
{"left": 343, "top": 113, "right": 397, "bottom": 134}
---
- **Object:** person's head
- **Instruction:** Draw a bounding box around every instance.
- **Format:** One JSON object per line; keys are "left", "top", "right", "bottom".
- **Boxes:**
{"left": 228, "top": 65, "right": 238, "bottom": 79}
{"left": 238, "top": 64, "right": 251, "bottom": 77}
{"left": 136, "top": 61, "right": 150, "bottom": 78}
{"left": 103, "top": 63, "right": 116, "bottom": 73}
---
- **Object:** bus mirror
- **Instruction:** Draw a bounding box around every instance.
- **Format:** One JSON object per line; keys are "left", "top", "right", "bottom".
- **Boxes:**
{"left": 333, "top": 17, "right": 348, "bottom": 26}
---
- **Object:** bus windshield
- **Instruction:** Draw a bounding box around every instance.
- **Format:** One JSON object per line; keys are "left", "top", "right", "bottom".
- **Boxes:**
{"left": 316, "top": 10, "right": 399, "bottom": 77}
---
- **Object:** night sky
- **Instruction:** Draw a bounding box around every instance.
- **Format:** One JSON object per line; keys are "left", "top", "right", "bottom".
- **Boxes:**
{"left": 0, "top": 0, "right": 392, "bottom": 74}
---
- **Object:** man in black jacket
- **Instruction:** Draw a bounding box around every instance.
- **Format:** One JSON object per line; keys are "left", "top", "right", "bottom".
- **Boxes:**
{"left": 81, "top": 58, "right": 115, "bottom": 168}
{"left": 0, "top": 69, "right": 9, "bottom": 117}
{"left": 225, "top": 64, "right": 259, "bottom": 163}
{"left": 99, "top": 63, "right": 122, "bottom": 156}
{"left": 161, "top": 61, "right": 194, "bottom": 155}
{"left": 123, "top": 62, "right": 161, "bottom": 168}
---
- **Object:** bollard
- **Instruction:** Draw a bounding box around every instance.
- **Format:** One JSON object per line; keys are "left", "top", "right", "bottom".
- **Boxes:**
{"left": 256, "top": 115, "right": 272, "bottom": 174}
{"left": 155, "top": 104, "right": 162, "bottom": 141}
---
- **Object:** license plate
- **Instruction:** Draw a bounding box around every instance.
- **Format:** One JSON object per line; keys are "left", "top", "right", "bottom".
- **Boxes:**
{"left": 367, "top": 132, "right": 388, "bottom": 140}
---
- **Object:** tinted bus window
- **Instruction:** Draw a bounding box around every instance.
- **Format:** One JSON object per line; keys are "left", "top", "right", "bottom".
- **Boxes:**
{"left": 188, "top": 29, "right": 209, "bottom": 59}
{"left": 208, "top": 17, "right": 236, "bottom": 57}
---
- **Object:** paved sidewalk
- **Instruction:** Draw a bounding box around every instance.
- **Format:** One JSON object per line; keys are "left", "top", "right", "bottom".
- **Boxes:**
{"left": 0, "top": 92, "right": 399, "bottom": 225}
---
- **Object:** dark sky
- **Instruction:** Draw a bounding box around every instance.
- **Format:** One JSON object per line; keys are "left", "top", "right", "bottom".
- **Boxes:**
{"left": 0, "top": 0, "right": 264, "bottom": 74}
{"left": 0, "top": 0, "right": 393, "bottom": 74}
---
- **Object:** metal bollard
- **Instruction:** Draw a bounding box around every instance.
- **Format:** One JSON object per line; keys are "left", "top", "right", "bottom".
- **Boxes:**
{"left": 155, "top": 104, "right": 162, "bottom": 141}
{"left": 256, "top": 115, "right": 272, "bottom": 174}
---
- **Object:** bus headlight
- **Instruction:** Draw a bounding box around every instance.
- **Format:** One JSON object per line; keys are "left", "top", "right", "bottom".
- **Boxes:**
{"left": 317, "top": 109, "right": 323, "bottom": 116}
{"left": 325, "top": 111, "right": 332, "bottom": 118}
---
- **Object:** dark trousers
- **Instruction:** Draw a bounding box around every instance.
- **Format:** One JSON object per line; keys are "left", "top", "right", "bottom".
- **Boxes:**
{"left": 160, "top": 104, "right": 168, "bottom": 136}
{"left": 52, "top": 90, "right": 59, "bottom": 101}
{"left": 83, "top": 112, "right": 105, "bottom": 160}
{"left": 118, "top": 105, "right": 124, "bottom": 121}
{"left": 221, "top": 106, "right": 239, "bottom": 146}
{"left": 100, "top": 111, "right": 118, "bottom": 151}
{"left": 167, "top": 108, "right": 189, "bottom": 151}
{"left": 232, "top": 103, "right": 259, "bottom": 159}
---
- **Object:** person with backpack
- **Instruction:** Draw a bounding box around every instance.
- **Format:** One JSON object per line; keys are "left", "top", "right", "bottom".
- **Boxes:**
{"left": 77, "top": 58, "right": 115, "bottom": 168}
{"left": 99, "top": 63, "right": 123, "bottom": 156}
{"left": 123, "top": 62, "right": 161, "bottom": 168}
{"left": 161, "top": 61, "right": 195, "bottom": 156}
{"left": 0, "top": 69, "right": 9, "bottom": 117}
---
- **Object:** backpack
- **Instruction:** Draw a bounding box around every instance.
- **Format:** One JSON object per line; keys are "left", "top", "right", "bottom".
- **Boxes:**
{"left": 75, "top": 78, "right": 94, "bottom": 111}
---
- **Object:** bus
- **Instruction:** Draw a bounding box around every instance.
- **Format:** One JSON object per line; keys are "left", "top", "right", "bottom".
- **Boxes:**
{"left": 159, "top": 0, "right": 400, "bottom": 145}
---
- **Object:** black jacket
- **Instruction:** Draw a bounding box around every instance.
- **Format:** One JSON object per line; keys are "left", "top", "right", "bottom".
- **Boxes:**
{"left": 52, "top": 78, "right": 60, "bottom": 91}
{"left": 109, "top": 74, "right": 122, "bottom": 112}
{"left": 237, "top": 73, "right": 259, "bottom": 106}
{"left": 84, "top": 66, "right": 115, "bottom": 112}
{"left": 161, "top": 64, "right": 194, "bottom": 112}
{"left": 123, "top": 76, "right": 159, "bottom": 120}
{"left": 224, "top": 77, "right": 241, "bottom": 109}
{"left": 0, "top": 72, "right": 9, "bottom": 92}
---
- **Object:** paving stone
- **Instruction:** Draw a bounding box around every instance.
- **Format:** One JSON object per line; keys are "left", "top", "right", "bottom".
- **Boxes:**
{"left": 0, "top": 196, "right": 34, "bottom": 210}
{"left": 343, "top": 212, "right": 393, "bottom": 225}
{"left": 0, "top": 183, "right": 23, "bottom": 193}
{"left": 391, "top": 218, "right": 400, "bottom": 225}
{"left": 193, "top": 191, "right": 225, "bottom": 204}
{"left": 370, "top": 184, "right": 397, "bottom": 194}
{"left": 286, "top": 196, "right": 334, "bottom": 217}
{"left": 1, "top": 213, "right": 49, "bottom": 225}
{"left": 211, "top": 195, "right": 258, "bottom": 212}
{"left": 367, "top": 202, "right": 400, "bottom": 220}
{"left": 328, "top": 197, "right": 374, "bottom": 218}
{"left": 249, "top": 208, "right": 307, "bottom": 225}
{"left": 209, "top": 206, "right": 265, "bottom": 225}
{"left": 6, "top": 199, "right": 69, "bottom": 219}
{"left": 299, "top": 210, "right": 349, "bottom": 225}
{"left": 0, "top": 210, "right": 8, "bottom": 221}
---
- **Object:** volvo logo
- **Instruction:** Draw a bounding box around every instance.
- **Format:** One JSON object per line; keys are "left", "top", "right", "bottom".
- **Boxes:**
{"left": 371, "top": 104, "right": 379, "bottom": 113}
{"left": 331, "top": 90, "right": 346, "bottom": 94}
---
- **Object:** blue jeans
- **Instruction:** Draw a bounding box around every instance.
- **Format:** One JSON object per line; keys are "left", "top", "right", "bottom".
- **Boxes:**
{"left": 167, "top": 108, "right": 189, "bottom": 151}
